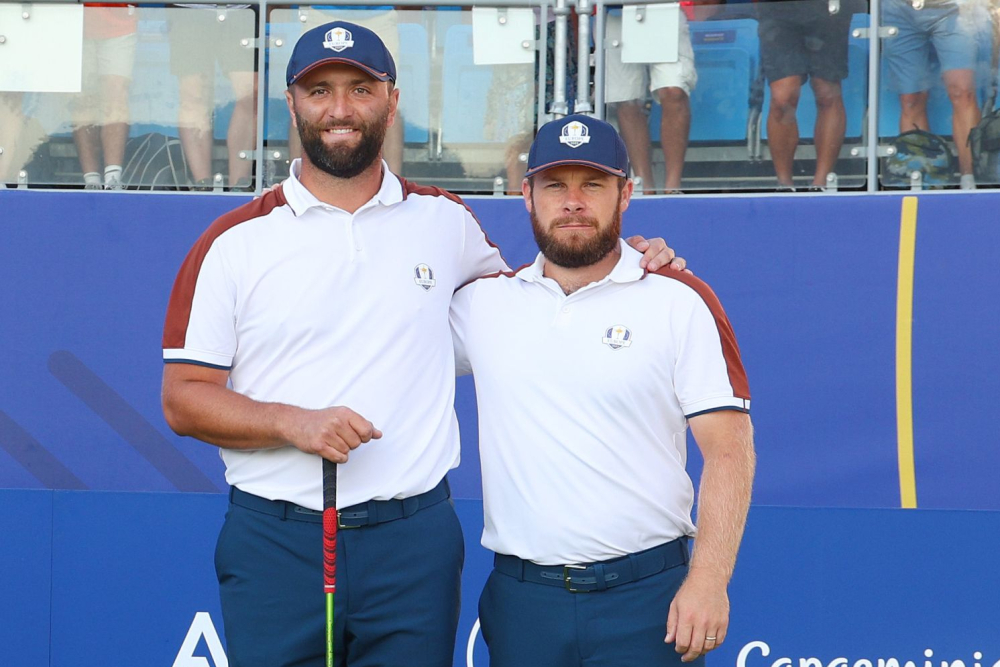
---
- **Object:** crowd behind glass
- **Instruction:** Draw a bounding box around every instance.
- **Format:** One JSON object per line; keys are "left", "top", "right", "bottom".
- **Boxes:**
{"left": 0, "top": 0, "right": 997, "bottom": 194}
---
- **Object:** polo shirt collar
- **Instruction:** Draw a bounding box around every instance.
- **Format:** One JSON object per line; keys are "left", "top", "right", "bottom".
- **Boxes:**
{"left": 516, "top": 238, "right": 646, "bottom": 288}
{"left": 283, "top": 158, "right": 404, "bottom": 216}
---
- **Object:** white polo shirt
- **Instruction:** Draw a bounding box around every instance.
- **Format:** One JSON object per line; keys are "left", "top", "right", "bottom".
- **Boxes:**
{"left": 163, "top": 160, "right": 507, "bottom": 510}
{"left": 450, "top": 241, "right": 750, "bottom": 565}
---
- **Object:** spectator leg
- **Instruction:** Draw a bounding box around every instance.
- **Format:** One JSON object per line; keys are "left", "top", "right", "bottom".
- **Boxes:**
{"left": 655, "top": 86, "right": 690, "bottom": 192}
{"left": 942, "top": 68, "right": 980, "bottom": 177}
{"left": 767, "top": 75, "right": 803, "bottom": 187}
{"left": 100, "top": 74, "right": 131, "bottom": 171}
{"left": 227, "top": 71, "right": 257, "bottom": 186}
{"left": 898, "top": 91, "right": 930, "bottom": 134}
{"left": 810, "top": 77, "right": 845, "bottom": 187}
{"left": 73, "top": 125, "right": 103, "bottom": 178}
{"left": 612, "top": 100, "right": 656, "bottom": 194}
{"left": 505, "top": 132, "right": 532, "bottom": 195}
{"left": 178, "top": 73, "right": 215, "bottom": 183}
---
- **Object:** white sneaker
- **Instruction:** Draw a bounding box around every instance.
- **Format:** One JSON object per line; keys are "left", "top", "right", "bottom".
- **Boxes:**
{"left": 960, "top": 174, "right": 976, "bottom": 190}
{"left": 104, "top": 173, "right": 123, "bottom": 191}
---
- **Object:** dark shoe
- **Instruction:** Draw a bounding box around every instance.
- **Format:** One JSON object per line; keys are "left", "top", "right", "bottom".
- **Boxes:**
{"left": 189, "top": 178, "right": 215, "bottom": 192}
{"left": 230, "top": 178, "right": 254, "bottom": 193}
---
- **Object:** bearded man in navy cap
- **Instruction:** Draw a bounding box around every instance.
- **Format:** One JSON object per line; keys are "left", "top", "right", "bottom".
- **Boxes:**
{"left": 162, "top": 21, "right": 685, "bottom": 667}
{"left": 450, "top": 114, "right": 756, "bottom": 667}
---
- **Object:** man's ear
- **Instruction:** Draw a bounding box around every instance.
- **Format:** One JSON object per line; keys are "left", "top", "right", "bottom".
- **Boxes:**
{"left": 386, "top": 85, "right": 400, "bottom": 129}
{"left": 522, "top": 178, "right": 533, "bottom": 214}
{"left": 285, "top": 89, "right": 297, "bottom": 130}
{"left": 619, "top": 178, "right": 634, "bottom": 214}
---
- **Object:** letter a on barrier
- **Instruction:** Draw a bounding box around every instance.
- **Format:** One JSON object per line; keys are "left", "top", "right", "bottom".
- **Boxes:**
{"left": 172, "top": 611, "right": 229, "bottom": 667}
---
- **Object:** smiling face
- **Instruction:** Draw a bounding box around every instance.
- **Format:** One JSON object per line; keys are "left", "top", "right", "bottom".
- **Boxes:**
{"left": 285, "top": 62, "right": 399, "bottom": 179}
{"left": 524, "top": 165, "right": 633, "bottom": 269}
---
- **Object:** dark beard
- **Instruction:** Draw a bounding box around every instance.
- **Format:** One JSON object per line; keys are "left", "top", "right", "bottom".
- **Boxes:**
{"left": 295, "top": 108, "right": 388, "bottom": 179}
{"left": 530, "top": 204, "right": 622, "bottom": 269}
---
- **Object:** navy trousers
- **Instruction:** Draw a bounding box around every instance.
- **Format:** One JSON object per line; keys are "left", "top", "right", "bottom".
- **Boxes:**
{"left": 215, "top": 487, "right": 464, "bottom": 667}
{"left": 479, "top": 555, "right": 701, "bottom": 667}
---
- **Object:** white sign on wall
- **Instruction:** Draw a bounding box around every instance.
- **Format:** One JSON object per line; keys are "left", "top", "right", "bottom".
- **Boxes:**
{"left": 622, "top": 3, "right": 680, "bottom": 64}
{"left": 471, "top": 7, "right": 535, "bottom": 65}
{"left": 0, "top": 5, "right": 84, "bottom": 93}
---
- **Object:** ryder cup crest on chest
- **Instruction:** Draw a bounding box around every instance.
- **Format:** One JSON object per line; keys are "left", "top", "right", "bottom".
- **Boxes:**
{"left": 414, "top": 264, "right": 436, "bottom": 290}
{"left": 602, "top": 325, "right": 632, "bottom": 350}
{"left": 323, "top": 26, "right": 354, "bottom": 53}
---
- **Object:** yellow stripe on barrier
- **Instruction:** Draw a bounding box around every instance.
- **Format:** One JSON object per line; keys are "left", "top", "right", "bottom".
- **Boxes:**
{"left": 896, "top": 197, "right": 918, "bottom": 509}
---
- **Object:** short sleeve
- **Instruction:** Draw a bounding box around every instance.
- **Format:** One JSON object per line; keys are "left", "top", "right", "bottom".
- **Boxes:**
{"left": 450, "top": 281, "right": 478, "bottom": 377}
{"left": 458, "top": 209, "right": 509, "bottom": 285}
{"left": 671, "top": 282, "right": 751, "bottom": 418}
{"left": 162, "top": 240, "right": 238, "bottom": 370}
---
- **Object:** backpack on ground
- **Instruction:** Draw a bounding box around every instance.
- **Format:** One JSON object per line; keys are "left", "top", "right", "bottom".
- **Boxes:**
{"left": 121, "top": 132, "right": 187, "bottom": 190}
{"left": 882, "top": 129, "right": 956, "bottom": 187}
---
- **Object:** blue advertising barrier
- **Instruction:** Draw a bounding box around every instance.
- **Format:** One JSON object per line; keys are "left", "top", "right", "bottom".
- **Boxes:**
{"left": 1, "top": 491, "right": 998, "bottom": 667}
{"left": 1, "top": 190, "right": 998, "bottom": 509}
{"left": 1, "top": 189, "right": 999, "bottom": 665}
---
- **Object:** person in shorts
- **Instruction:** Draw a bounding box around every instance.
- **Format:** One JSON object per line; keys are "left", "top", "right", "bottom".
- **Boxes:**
{"left": 168, "top": 6, "right": 257, "bottom": 190}
{"left": 882, "top": 0, "right": 982, "bottom": 188}
{"left": 604, "top": 5, "right": 702, "bottom": 193}
{"left": 757, "top": 0, "right": 856, "bottom": 191}
{"left": 73, "top": 4, "right": 138, "bottom": 190}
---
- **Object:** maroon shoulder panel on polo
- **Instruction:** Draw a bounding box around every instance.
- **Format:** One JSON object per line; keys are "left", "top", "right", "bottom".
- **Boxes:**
{"left": 648, "top": 267, "right": 751, "bottom": 401}
{"left": 397, "top": 176, "right": 508, "bottom": 269}
{"left": 162, "top": 186, "right": 289, "bottom": 351}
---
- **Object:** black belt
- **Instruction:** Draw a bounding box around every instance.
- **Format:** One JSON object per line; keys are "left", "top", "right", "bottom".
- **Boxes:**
{"left": 494, "top": 538, "right": 688, "bottom": 593}
{"left": 229, "top": 478, "right": 450, "bottom": 529}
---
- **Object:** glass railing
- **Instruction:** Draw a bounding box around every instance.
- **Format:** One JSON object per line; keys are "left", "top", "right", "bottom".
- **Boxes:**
{"left": 265, "top": 6, "right": 538, "bottom": 192}
{"left": 877, "top": 0, "right": 997, "bottom": 190}
{"left": 1, "top": 0, "right": 997, "bottom": 194}
{"left": 1, "top": 5, "right": 257, "bottom": 191}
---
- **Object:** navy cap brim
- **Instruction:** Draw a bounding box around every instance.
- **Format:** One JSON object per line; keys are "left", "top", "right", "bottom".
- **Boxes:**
{"left": 288, "top": 57, "right": 394, "bottom": 86}
{"left": 524, "top": 158, "right": 628, "bottom": 179}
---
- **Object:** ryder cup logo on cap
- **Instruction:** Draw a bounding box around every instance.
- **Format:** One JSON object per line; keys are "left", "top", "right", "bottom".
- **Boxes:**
{"left": 525, "top": 113, "right": 630, "bottom": 179}
{"left": 323, "top": 26, "right": 354, "bottom": 52}
{"left": 559, "top": 120, "right": 591, "bottom": 148}
{"left": 286, "top": 21, "right": 396, "bottom": 86}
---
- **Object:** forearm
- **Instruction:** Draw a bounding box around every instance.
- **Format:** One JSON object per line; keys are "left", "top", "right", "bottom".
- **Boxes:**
{"left": 689, "top": 417, "right": 756, "bottom": 582}
{"left": 163, "top": 377, "right": 302, "bottom": 451}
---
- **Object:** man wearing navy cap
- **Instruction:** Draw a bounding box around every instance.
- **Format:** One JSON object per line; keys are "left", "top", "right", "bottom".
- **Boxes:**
{"left": 450, "top": 114, "right": 756, "bottom": 666}
{"left": 162, "top": 22, "right": 684, "bottom": 667}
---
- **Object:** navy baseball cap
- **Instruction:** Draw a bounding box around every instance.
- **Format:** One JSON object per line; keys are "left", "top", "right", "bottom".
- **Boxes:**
{"left": 525, "top": 114, "right": 630, "bottom": 179}
{"left": 286, "top": 21, "right": 396, "bottom": 87}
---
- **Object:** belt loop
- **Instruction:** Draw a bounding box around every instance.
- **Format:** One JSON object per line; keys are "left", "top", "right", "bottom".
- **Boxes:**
{"left": 626, "top": 552, "right": 639, "bottom": 583}
{"left": 402, "top": 495, "right": 420, "bottom": 517}
{"left": 280, "top": 500, "right": 289, "bottom": 522}
{"left": 366, "top": 499, "right": 379, "bottom": 526}
{"left": 593, "top": 563, "right": 608, "bottom": 591}
{"left": 516, "top": 557, "right": 526, "bottom": 582}
{"left": 228, "top": 486, "right": 236, "bottom": 503}
{"left": 680, "top": 537, "right": 689, "bottom": 565}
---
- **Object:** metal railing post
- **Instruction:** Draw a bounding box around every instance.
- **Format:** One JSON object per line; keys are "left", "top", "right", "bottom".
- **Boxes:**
{"left": 551, "top": 0, "right": 570, "bottom": 117}
{"left": 575, "top": 0, "right": 592, "bottom": 114}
